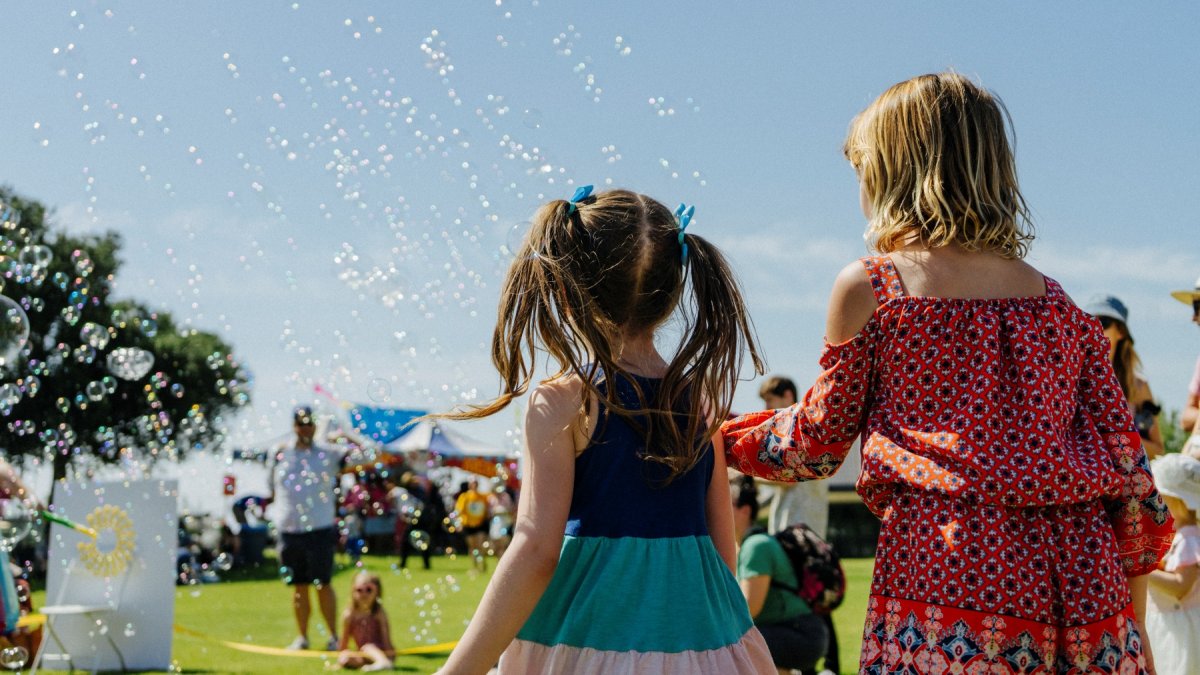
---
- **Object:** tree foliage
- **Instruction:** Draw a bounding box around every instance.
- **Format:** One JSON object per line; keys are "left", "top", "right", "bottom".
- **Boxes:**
{"left": 0, "top": 187, "right": 251, "bottom": 482}
{"left": 1160, "top": 407, "right": 1187, "bottom": 455}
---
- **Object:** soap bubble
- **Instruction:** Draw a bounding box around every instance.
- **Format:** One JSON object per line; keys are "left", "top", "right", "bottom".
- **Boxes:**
{"left": 123, "top": 623, "right": 137, "bottom": 638}
{"left": 80, "top": 322, "right": 111, "bottom": 349}
{"left": 71, "top": 250, "right": 94, "bottom": 276}
{"left": 0, "top": 645, "right": 28, "bottom": 670}
{"left": 279, "top": 565, "right": 293, "bottom": 583}
{"left": 0, "top": 299, "right": 29, "bottom": 370}
{"left": 367, "top": 378, "right": 391, "bottom": 402}
{"left": 0, "top": 384, "right": 19, "bottom": 416}
{"left": 17, "top": 245, "right": 52, "bottom": 269}
{"left": 23, "top": 375, "right": 39, "bottom": 397}
{"left": 503, "top": 221, "right": 531, "bottom": 258}
{"left": 85, "top": 380, "right": 106, "bottom": 402}
{"left": 140, "top": 318, "right": 158, "bottom": 337}
{"left": 0, "top": 497, "right": 37, "bottom": 552}
{"left": 409, "top": 530, "right": 431, "bottom": 551}
{"left": 106, "top": 347, "right": 154, "bottom": 380}
{"left": 214, "top": 552, "right": 233, "bottom": 572}
{"left": 0, "top": 202, "right": 20, "bottom": 230}
{"left": 522, "top": 108, "right": 544, "bottom": 129}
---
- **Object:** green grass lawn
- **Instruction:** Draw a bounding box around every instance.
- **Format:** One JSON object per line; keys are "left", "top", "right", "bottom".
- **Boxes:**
{"left": 30, "top": 553, "right": 876, "bottom": 674}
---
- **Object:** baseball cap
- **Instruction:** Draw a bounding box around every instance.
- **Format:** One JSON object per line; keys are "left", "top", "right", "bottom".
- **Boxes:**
{"left": 1083, "top": 295, "right": 1128, "bottom": 324}
{"left": 293, "top": 406, "right": 314, "bottom": 425}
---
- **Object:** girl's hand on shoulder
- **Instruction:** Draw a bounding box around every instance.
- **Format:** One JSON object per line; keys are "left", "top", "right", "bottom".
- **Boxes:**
{"left": 826, "top": 260, "right": 878, "bottom": 345}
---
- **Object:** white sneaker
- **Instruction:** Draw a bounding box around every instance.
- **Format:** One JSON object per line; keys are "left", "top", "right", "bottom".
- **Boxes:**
{"left": 325, "top": 636, "right": 339, "bottom": 652}
{"left": 285, "top": 636, "right": 309, "bottom": 650}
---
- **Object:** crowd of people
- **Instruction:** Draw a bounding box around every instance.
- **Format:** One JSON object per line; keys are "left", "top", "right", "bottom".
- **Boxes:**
{"left": 427, "top": 71, "right": 1200, "bottom": 675}
{"left": 263, "top": 405, "right": 521, "bottom": 668}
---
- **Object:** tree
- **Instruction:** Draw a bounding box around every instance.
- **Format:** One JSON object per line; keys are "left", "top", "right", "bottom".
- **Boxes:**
{"left": 1160, "top": 407, "right": 1187, "bottom": 454}
{"left": 0, "top": 187, "right": 250, "bottom": 484}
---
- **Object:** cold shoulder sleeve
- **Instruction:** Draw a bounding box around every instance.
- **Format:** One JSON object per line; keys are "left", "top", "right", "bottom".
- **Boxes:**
{"left": 721, "top": 324, "right": 876, "bottom": 482}
{"left": 1077, "top": 325, "right": 1173, "bottom": 576}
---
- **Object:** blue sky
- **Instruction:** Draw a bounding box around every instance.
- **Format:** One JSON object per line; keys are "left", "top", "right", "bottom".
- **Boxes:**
{"left": 0, "top": 2, "right": 1197, "bottom": 451}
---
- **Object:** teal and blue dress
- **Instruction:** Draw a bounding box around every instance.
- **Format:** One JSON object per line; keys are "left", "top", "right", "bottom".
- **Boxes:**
{"left": 499, "top": 372, "right": 774, "bottom": 674}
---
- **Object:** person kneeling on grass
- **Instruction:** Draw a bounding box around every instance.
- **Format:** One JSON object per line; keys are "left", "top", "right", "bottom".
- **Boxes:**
{"left": 337, "top": 572, "right": 395, "bottom": 671}
{"left": 733, "top": 476, "right": 829, "bottom": 674}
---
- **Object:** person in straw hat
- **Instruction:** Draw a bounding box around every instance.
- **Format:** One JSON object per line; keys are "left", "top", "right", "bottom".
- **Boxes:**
{"left": 1171, "top": 275, "right": 1200, "bottom": 434}
{"left": 1145, "top": 453, "right": 1200, "bottom": 675}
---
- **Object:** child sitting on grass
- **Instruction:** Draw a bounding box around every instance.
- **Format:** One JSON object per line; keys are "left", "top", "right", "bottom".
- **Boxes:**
{"left": 337, "top": 572, "right": 395, "bottom": 671}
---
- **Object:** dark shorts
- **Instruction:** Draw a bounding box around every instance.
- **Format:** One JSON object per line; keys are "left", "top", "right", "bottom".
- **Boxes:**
{"left": 279, "top": 527, "right": 336, "bottom": 586}
{"left": 463, "top": 524, "right": 488, "bottom": 536}
{"left": 757, "top": 613, "right": 829, "bottom": 671}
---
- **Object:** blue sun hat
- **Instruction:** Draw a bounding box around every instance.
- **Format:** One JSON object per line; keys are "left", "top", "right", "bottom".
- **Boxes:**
{"left": 1084, "top": 295, "right": 1129, "bottom": 324}
{"left": 1151, "top": 454, "right": 1200, "bottom": 512}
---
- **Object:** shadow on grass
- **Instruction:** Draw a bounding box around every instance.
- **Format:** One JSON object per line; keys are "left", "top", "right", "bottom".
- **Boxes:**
{"left": 219, "top": 550, "right": 462, "bottom": 584}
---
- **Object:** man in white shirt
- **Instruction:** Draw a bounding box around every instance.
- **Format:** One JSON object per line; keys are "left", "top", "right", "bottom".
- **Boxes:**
{"left": 267, "top": 406, "right": 346, "bottom": 651}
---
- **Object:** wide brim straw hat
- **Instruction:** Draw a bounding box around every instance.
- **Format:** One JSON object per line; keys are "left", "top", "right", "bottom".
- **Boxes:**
{"left": 1151, "top": 454, "right": 1200, "bottom": 512}
{"left": 1170, "top": 275, "right": 1200, "bottom": 305}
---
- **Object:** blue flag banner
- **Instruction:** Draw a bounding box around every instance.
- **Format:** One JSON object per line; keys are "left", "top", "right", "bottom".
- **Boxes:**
{"left": 348, "top": 406, "right": 427, "bottom": 444}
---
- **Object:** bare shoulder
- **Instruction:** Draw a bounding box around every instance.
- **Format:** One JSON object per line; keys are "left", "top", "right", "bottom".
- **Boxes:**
{"left": 528, "top": 374, "right": 586, "bottom": 421}
{"left": 826, "top": 260, "right": 878, "bottom": 344}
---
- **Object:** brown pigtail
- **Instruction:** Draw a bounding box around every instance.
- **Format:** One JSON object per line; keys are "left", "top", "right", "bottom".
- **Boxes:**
{"left": 436, "top": 188, "right": 763, "bottom": 484}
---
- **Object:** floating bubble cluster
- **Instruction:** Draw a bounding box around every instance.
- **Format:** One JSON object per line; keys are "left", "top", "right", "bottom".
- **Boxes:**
{"left": 0, "top": 296, "right": 30, "bottom": 370}
{"left": 1, "top": 4, "right": 720, "bottom": 488}
{"left": 106, "top": 347, "right": 155, "bottom": 381}
{"left": 0, "top": 496, "right": 36, "bottom": 552}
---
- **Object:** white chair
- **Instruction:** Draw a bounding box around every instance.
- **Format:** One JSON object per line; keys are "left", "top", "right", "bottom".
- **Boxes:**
{"left": 30, "top": 558, "right": 130, "bottom": 673}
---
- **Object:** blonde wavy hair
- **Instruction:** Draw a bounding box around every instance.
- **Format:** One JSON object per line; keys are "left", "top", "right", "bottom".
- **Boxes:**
{"left": 844, "top": 72, "right": 1034, "bottom": 258}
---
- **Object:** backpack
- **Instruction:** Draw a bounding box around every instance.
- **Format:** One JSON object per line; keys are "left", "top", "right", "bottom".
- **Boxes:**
{"left": 769, "top": 523, "right": 846, "bottom": 614}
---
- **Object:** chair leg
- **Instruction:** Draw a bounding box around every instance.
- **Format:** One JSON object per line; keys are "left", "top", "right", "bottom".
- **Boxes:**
{"left": 102, "top": 628, "right": 127, "bottom": 672}
{"left": 30, "top": 616, "right": 75, "bottom": 674}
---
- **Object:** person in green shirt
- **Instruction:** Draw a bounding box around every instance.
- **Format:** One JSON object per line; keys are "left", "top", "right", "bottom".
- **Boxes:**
{"left": 733, "top": 476, "right": 830, "bottom": 675}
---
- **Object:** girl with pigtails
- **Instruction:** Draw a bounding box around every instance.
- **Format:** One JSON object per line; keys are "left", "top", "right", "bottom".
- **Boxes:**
{"left": 721, "top": 72, "right": 1174, "bottom": 674}
{"left": 436, "top": 187, "right": 776, "bottom": 674}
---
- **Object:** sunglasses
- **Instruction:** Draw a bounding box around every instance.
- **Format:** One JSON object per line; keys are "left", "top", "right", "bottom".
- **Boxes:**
{"left": 1193, "top": 300, "right": 1200, "bottom": 317}
{"left": 1098, "top": 316, "right": 1120, "bottom": 329}
{"left": 352, "top": 586, "right": 377, "bottom": 594}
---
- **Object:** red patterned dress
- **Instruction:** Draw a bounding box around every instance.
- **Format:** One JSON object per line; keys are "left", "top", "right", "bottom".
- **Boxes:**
{"left": 722, "top": 256, "right": 1173, "bottom": 674}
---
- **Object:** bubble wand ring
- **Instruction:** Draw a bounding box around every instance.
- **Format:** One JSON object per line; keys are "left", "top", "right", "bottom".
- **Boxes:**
{"left": 73, "top": 505, "right": 136, "bottom": 577}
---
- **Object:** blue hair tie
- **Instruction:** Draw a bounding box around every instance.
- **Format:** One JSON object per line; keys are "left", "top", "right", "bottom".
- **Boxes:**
{"left": 567, "top": 185, "right": 594, "bottom": 214}
{"left": 674, "top": 203, "right": 694, "bottom": 264}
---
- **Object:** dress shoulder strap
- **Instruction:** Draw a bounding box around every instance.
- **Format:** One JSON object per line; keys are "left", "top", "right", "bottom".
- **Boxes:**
{"left": 860, "top": 255, "right": 905, "bottom": 304}
{"left": 1043, "top": 276, "right": 1067, "bottom": 301}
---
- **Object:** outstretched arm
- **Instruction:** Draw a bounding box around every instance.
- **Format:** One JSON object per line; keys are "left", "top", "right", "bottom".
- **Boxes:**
{"left": 438, "top": 378, "right": 580, "bottom": 674}
{"left": 722, "top": 262, "right": 877, "bottom": 482}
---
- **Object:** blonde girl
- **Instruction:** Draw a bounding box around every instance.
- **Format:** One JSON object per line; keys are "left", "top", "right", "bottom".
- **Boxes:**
{"left": 336, "top": 572, "right": 394, "bottom": 671}
{"left": 721, "top": 72, "right": 1173, "bottom": 674}
{"left": 1145, "top": 454, "right": 1200, "bottom": 675}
